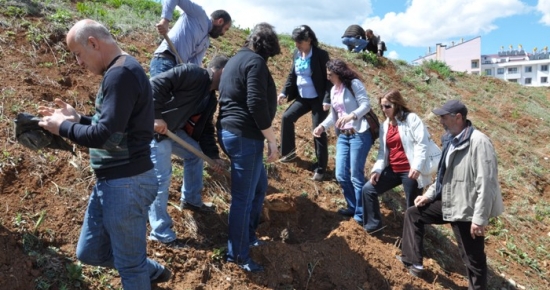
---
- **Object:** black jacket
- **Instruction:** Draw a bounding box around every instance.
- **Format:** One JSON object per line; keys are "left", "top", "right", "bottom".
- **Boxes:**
{"left": 281, "top": 46, "right": 332, "bottom": 104}
{"left": 149, "top": 63, "right": 219, "bottom": 159}
{"left": 342, "top": 25, "right": 366, "bottom": 39}
{"left": 217, "top": 47, "right": 277, "bottom": 140}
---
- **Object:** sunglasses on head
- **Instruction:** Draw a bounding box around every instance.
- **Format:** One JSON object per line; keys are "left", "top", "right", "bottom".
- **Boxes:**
{"left": 381, "top": 104, "right": 393, "bottom": 109}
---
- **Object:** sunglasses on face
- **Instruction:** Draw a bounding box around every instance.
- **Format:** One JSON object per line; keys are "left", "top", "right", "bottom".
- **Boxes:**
{"left": 381, "top": 104, "right": 393, "bottom": 109}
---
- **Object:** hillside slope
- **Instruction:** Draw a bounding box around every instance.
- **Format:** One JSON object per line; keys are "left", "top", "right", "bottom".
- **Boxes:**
{"left": 0, "top": 1, "right": 549, "bottom": 289}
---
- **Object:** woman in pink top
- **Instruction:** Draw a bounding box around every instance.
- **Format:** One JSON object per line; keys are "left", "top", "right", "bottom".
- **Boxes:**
{"left": 313, "top": 59, "right": 373, "bottom": 225}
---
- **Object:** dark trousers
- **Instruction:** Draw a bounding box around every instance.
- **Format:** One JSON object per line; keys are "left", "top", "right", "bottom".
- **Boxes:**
{"left": 401, "top": 200, "right": 488, "bottom": 290}
{"left": 362, "top": 166, "right": 423, "bottom": 231}
{"left": 365, "top": 41, "right": 384, "bottom": 56}
{"left": 280, "top": 96, "right": 328, "bottom": 173}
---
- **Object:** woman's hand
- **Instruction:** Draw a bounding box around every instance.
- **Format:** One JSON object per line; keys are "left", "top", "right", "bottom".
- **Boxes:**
{"left": 408, "top": 169, "right": 420, "bottom": 180}
{"left": 369, "top": 172, "right": 380, "bottom": 185}
{"left": 322, "top": 104, "right": 331, "bottom": 111}
{"left": 312, "top": 125, "right": 325, "bottom": 138}
{"left": 265, "top": 141, "right": 279, "bottom": 163}
{"left": 277, "top": 94, "right": 287, "bottom": 105}
{"left": 335, "top": 113, "right": 355, "bottom": 128}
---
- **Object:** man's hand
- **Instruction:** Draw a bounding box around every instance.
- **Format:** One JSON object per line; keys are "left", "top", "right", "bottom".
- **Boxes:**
{"left": 156, "top": 18, "right": 170, "bottom": 35}
{"left": 414, "top": 195, "right": 430, "bottom": 207}
{"left": 369, "top": 172, "right": 380, "bottom": 185}
{"left": 38, "top": 98, "right": 80, "bottom": 122}
{"left": 154, "top": 119, "right": 168, "bottom": 134}
{"left": 470, "top": 223, "right": 485, "bottom": 239}
{"left": 38, "top": 113, "right": 66, "bottom": 136}
{"left": 277, "top": 94, "right": 287, "bottom": 105}
{"left": 38, "top": 98, "right": 80, "bottom": 136}
{"left": 322, "top": 104, "right": 331, "bottom": 111}
{"left": 265, "top": 141, "right": 279, "bottom": 163}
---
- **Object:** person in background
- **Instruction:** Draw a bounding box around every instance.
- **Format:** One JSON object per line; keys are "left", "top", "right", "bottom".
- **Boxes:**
{"left": 147, "top": 56, "right": 229, "bottom": 248}
{"left": 397, "top": 100, "right": 504, "bottom": 290}
{"left": 278, "top": 25, "right": 332, "bottom": 181}
{"left": 313, "top": 59, "right": 373, "bottom": 225}
{"left": 217, "top": 22, "right": 281, "bottom": 273}
{"left": 150, "top": 0, "right": 231, "bottom": 76}
{"left": 362, "top": 89, "right": 432, "bottom": 234}
{"left": 341, "top": 24, "right": 367, "bottom": 53}
{"left": 38, "top": 19, "right": 170, "bottom": 289}
{"left": 365, "top": 29, "right": 385, "bottom": 57}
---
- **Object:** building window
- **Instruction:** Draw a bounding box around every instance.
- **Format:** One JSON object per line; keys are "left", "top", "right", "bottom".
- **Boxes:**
{"left": 525, "top": 78, "right": 532, "bottom": 85}
{"left": 542, "top": 77, "right": 548, "bottom": 83}
{"left": 497, "top": 68, "right": 505, "bottom": 74}
{"left": 508, "top": 79, "right": 518, "bottom": 83}
{"left": 508, "top": 67, "right": 518, "bottom": 73}
{"left": 485, "top": 69, "right": 492, "bottom": 75}
{"left": 525, "top": 66, "right": 532, "bottom": 73}
{"left": 542, "top": 65, "right": 549, "bottom": 71}
{"left": 471, "top": 60, "right": 479, "bottom": 69}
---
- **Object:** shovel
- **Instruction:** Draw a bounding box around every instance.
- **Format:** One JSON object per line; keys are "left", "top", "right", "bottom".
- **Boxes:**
{"left": 165, "top": 130, "right": 230, "bottom": 178}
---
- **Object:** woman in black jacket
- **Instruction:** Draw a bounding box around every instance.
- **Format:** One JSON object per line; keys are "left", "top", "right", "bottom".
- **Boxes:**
{"left": 217, "top": 22, "right": 280, "bottom": 273}
{"left": 278, "top": 25, "right": 332, "bottom": 181}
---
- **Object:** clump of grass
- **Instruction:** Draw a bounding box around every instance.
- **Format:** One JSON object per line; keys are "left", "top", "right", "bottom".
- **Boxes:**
{"left": 422, "top": 59, "right": 452, "bottom": 78}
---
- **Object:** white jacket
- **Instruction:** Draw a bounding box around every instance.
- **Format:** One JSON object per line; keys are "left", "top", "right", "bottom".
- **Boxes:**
{"left": 371, "top": 112, "right": 433, "bottom": 188}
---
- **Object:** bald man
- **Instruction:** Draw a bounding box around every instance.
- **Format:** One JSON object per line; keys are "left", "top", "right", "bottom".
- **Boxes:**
{"left": 39, "top": 19, "right": 170, "bottom": 289}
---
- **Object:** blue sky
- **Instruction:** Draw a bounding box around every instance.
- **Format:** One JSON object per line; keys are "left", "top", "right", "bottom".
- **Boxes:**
{"left": 161, "top": 0, "right": 550, "bottom": 62}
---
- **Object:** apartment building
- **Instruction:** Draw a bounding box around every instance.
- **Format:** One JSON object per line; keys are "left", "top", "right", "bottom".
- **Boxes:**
{"left": 412, "top": 36, "right": 550, "bottom": 87}
{"left": 412, "top": 37, "right": 481, "bottom": 74}
{"left": 480, "top": 49, "right": 550, "bottom": 87}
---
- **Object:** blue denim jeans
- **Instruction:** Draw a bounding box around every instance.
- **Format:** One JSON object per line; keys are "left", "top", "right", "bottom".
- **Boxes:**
{"left": 149, "top": 56, "right": 177, "bottom": 77}
{"left": 362, "top": 166, "right": 423, "bottom": 231}
{"left": 218, "top": 129, "right": 267, "bottom": 263}
{"left": 76, "top": 169, "right": 165, "bottom": 290}
{"left": 341, "top": 37, "right": 368, "bottom": 53}
{"left": 148, "top": 129, "right": 204, "bottom": 243}
{"left": 335, "top": 130, "right": 372, "bottom": 224}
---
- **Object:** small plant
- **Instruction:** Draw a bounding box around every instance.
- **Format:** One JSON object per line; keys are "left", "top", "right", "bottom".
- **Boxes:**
{"left": 361, "top": 52, "right": 381, "bottom": 67}
{"left": 211, "top": 247, "right": 226, "bottom": 262}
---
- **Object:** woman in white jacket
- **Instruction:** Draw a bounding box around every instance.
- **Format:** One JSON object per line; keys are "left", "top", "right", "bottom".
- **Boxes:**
{"left": 313, "top": 59, "right": 373, "bottom": 225}
{"left": 361, "top": 89, "right": 433, "bottom": 234}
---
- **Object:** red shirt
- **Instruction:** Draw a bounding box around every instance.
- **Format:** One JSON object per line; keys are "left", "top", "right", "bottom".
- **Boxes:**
{"left": 386, "top": 124, "right": 410, "bottom": 173}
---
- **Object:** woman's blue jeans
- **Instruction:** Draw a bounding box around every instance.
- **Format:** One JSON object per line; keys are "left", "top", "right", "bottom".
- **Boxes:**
{"left": 218, "top": 129, "right": 267, "bottom": 263}
{"left": 335, "top": 130, "right": 372, "bottom": 224}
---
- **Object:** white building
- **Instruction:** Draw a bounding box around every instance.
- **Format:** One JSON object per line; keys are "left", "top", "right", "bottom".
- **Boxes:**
{"left": 480, "top": 50, "right": 550, "bottom": 87}
{"left": 412, "top": 37, "right": 481, "bottom": 75}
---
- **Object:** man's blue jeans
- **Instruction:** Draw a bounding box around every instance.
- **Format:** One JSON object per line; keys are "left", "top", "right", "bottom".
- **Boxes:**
{"left": 342, "top": 37, "right": 368, "bottom": 53}
{"left": 218, "top": 129, "right": 267, "bottom": 263}
{"left": 148, "top": 129, "right": 204, "bottom": 243}
{"left": 362, "top": 166, "right": 423, "bottom": 231}
{"left": 149, "top": 56, "right": 177, "bottom": 77}
{"left": 75, "top": 169, "right": 165, "bottom": 290}
{"left": 335, "top": 131, "right": 372, "bottom": 224}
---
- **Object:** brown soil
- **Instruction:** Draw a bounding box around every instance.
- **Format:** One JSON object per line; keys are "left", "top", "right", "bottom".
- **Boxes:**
{"left": 1, "top": 7, "right": 549, "bottom": 290}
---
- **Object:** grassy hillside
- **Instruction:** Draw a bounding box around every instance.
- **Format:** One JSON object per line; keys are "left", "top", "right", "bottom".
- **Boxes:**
{"left": 0, "top": 0, "right": 549, "bottom": 289}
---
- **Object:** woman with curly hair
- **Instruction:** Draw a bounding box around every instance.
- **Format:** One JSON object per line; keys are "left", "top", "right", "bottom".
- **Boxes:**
{"left": 313, "top": 59, "right": 373, "bottom": 225}
{"left": 278, "top": 25, "right": 332, "bottom": 181}
{"left": 216, "top": 22, "right": 281, "bottom": 273}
